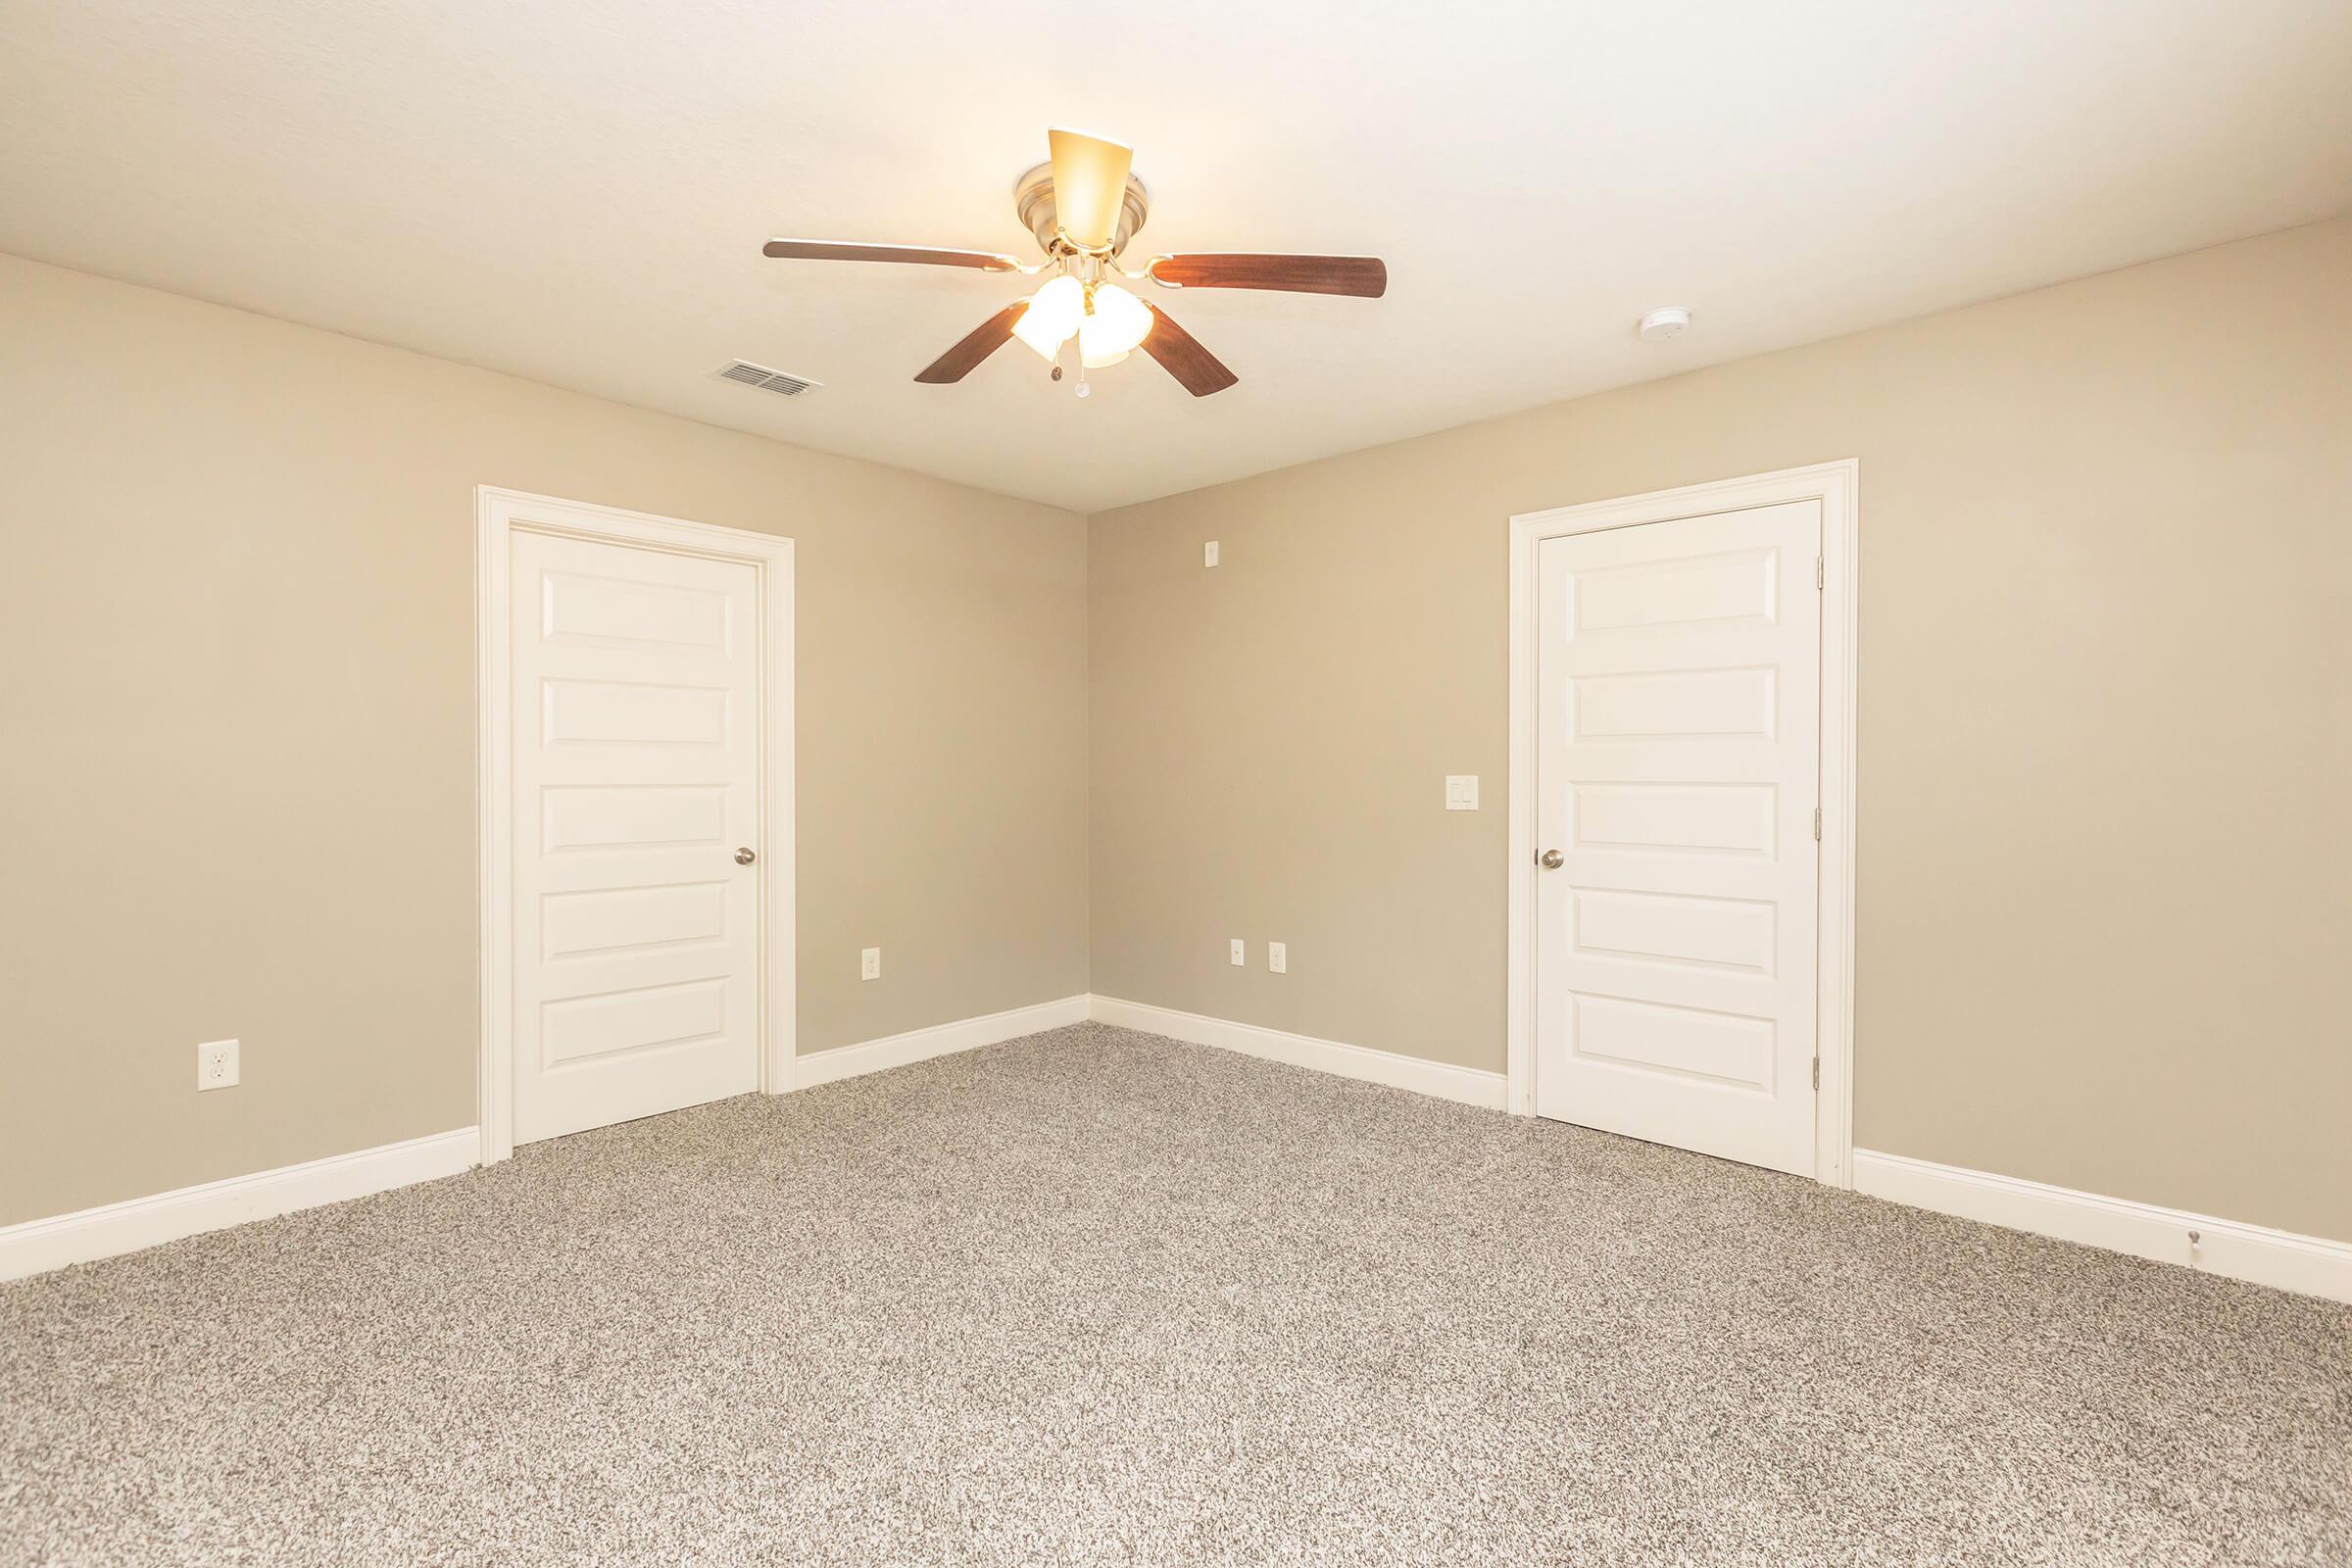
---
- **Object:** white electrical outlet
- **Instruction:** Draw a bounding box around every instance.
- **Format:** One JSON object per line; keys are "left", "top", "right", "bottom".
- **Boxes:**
{"left": 860, "top": 948, "right": 881, "bottom": 981}
{"left": 1267, "top": 942, "right": 1287, "bottom": 974}
{"left": 1230, "top": 938, "right": 1246, "bottom": 966}
{"left": 1445, "top": 774, "right": 1480, "bottom": 811}
{"left": 197, "top": 1039, "right": 239, "bottom": 1091}
{"left": 1204, "top": 540, "right": 1220, "bottom": 567}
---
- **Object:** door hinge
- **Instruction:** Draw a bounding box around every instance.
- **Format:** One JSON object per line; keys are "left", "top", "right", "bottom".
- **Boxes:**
{"left": 1813, "top": 807, "right": 1823, "bottom": 841}
{"left": 1812, "top": 1057, "right": 1821, "bottom": 1091}
{"left": 1815, "top": 555, "right": 1825, "bottom": 590}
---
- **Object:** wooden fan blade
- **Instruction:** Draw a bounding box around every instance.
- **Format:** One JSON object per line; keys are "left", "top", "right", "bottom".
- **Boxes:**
{"left": 763, "top": 239, "right": 1022, "bottom": 271}
{"left": 914, "top": 304, "right": 1029, "bottom": 384}
{"left": 1151, "top": 253, "right": 1388, "bottom": 298}
{"left": 1139, "top": 304, "right": 1238, "bottom": 397}
{"left": 1046, "top": 127, "right": 1133, "bottom": 251}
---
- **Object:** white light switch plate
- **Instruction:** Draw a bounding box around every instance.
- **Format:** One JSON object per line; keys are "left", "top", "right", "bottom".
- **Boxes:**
{"left": 197, "top": 1039, "right": 239, "bottom": 1091}
{"left": 1445, "top": 775, "right": 1479, "bottom": 810}
{"left": 1267, "top": 942, "right": 1287, "bottom": 974}
{"left": 1204, "top": 540, "right": 1220, "bottom": 567}
{"left": 1230, "top": 938, "right": 1246, "bottom": 966}
{"left": 860, "top": 947, "right": 881, "bottom": 981}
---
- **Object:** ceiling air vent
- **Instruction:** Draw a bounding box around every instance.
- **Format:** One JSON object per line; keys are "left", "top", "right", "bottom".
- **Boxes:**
{"left": 717, "top": 360, "right": 820, "bottom": 397}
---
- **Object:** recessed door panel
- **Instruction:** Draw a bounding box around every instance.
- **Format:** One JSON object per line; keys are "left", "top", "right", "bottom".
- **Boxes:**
{"left": 544, "top": 570, "right": 731, "bottom": 650}
{"left": 1572, "top": 548, "right": 1777, "bottom": 632}
{"left": 1573, "top": 888, "right": 1776, "bottom": 974}
{"left": 1570, "top": 994, "right": 1775, "bottom": 1091}
{"left": 1573, "top": 666, "right": 1776, "bottom": 742}
{"left": 542, "top": 678, "right": 729, "bottom": 746}
{"left": 1573, "top": 782, "right": 1777, "bottom": 855}
{"left": 541, "top": 785, "right": 729, "bottom": 853}
{"left": 542, "top": 882, "right": 730, "bottom": 961}
{"left": 542, "top": 979, "right": 730, "bottom": 1067}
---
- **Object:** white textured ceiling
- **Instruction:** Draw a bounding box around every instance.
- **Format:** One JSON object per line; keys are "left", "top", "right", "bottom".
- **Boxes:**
{"left": 5, "top": 0, "right": 2349, "bottom": 512}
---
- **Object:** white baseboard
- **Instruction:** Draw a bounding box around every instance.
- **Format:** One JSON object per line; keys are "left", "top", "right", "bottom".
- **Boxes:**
{"left": 4, "top": 993, "right": 1099, "bottom": 1284}
{"left": 1853, "top": 1149, "right": 2352, "bottom": 1304}
{"left": 794, "top": 994, "right": 1093, "bottom": 1090}
{"left": 1088, "top": 995, "right": 1508, "bottom": 1111}
{"left": 0, "top": 1127, "right": 479, "bottom": 1284}
{"left": 22, "top": 1041, "right": 2330, "bottom": 1313}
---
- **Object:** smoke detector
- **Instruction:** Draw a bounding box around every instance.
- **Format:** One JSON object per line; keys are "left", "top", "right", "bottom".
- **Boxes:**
{"left": 1638, "top": 307, "right": 1690, "bottom": 343}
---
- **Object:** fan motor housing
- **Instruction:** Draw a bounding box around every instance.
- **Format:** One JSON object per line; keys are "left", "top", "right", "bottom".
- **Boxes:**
{"left": 1013, "top": 163, "right": 1151, "bottom": 258}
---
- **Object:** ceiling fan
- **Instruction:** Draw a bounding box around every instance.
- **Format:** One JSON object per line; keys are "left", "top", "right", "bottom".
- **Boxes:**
{"left": 762, "top": 128, "right": 1387, "bottom": 398}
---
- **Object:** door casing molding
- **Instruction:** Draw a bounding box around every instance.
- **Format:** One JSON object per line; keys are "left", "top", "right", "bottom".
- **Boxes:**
{"left": 1506, "top": 461, "right": 1859, "bottom": 1187}
{"left": 474, "top": 486, "right": 796, "bottom": 1166}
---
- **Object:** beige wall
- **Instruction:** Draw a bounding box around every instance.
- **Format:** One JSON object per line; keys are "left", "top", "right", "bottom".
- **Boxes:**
{"left": 0, "top": 256, "right": 1089, "bottom": 1226}
{"left": 1092, "top": 217, "right": 2352, "bottom": 1240}
{"left": 7, "top": 220, "right": 2347, "bottom": 1243}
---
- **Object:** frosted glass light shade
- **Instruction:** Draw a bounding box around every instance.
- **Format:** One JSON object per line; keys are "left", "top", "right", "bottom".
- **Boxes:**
{"left": 1011, "top": 275, "right": 1085, "bottom": 361}
{"left": 1085, "top": 282, "right": 1153, "bottom": 356}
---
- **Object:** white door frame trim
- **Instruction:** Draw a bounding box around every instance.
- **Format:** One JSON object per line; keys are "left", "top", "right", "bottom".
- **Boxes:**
{"left": 474, "top": 486, "right": 796, "bottom": 1166}
{"left": 1506, "top": 460, "right": 1859, "bottom": 1186}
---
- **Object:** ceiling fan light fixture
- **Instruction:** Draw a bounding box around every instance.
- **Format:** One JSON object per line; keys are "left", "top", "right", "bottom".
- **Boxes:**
{"left": 762, "top": 126, "right": 1386, "bottom": 396}
{"left": 1011, "top": 274, "right": 1085, "bottom": 360}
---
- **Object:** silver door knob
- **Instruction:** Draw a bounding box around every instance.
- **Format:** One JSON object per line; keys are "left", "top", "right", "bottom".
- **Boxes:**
{"left": 735, "top": 847, "right": 757, "bottom": 865}
{"left": 1540, "top": 849, "right": 1564, "bottom": 869}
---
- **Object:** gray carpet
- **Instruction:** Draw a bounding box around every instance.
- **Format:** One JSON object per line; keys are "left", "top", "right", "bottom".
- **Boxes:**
{"left": 3, "top": 1023, "right": 2345, "bottom": 1567}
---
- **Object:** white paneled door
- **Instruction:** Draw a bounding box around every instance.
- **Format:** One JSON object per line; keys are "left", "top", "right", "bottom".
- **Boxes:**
{"left": 1534, "top": 501, "right": 1823, "bottom": 1174}
{"left": 508, "top": 529, "right": 763, "bottom": 1146}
